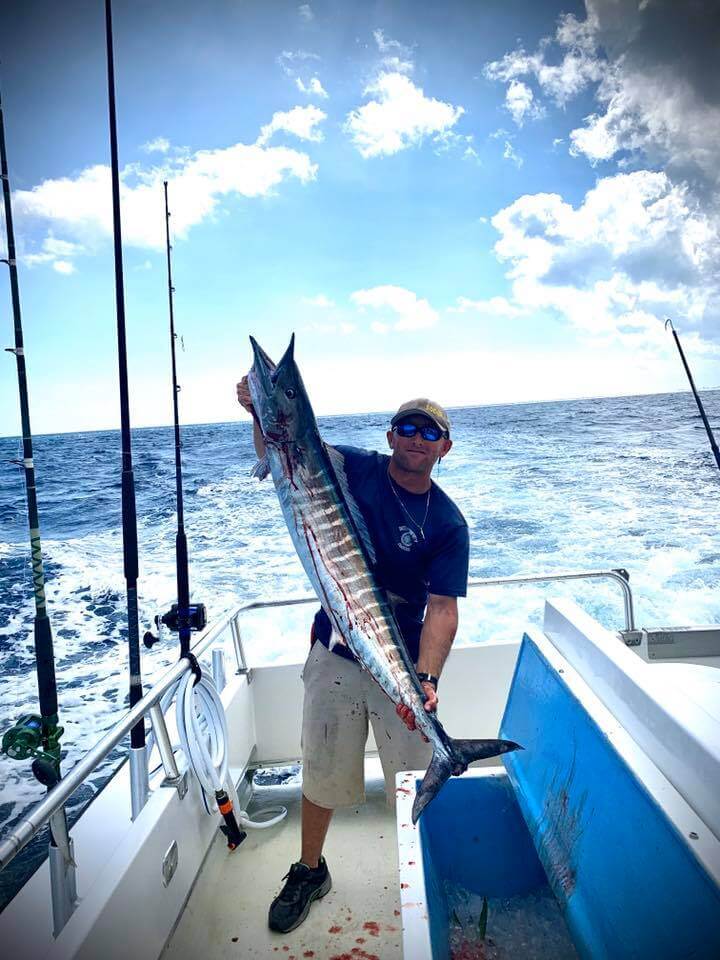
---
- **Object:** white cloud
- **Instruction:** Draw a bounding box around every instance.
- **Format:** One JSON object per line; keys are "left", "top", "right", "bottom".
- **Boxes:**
{"left": 295, "top": 76, "right": 328, "bottom": 99}
{"left": 278, "top": 50, "right": 328, "bottom": 102}
{"left": 503, "top": 141, "right": 523, "bottom": 168}
{"left": 256, "top": 105, "right": 326, "bottom": 146}
{"left": 141, "top": 137, "right": 170, "bottom": 154}
{"left": 570, "top": 67, "right": 720, "bottom": 180}
{"left": 305, "top": 320, "right": 356, "bottom": 336}
{"left": 434, "top": 129, "right": 478, "bottom": 160}
{"left": 303, "top": 294, "right": 335, "bottom": 308}
{"left": 298, "top": 4, "right": 314, "bottom": 21}
{"left": 490, "top": 170, "right": 719, "bottom": 344}
{"left": 351, "top": 285, "right": 438, "bottom": 330}
{"left": 23, "top": 234, "right": 84, "bottom": 270}
{"left": 53, "top": 260, "right": 75, "bottom": 275}
{"left": 43, "top": 237, "right": 82, "bottom": 257}
{"left": 504, "top": 80, "right": 543, "bottom": 126}
{"left": 277, "top": 50, "right": 320, "bottom": 77}
{"left": 484, "top": 11, "right": 604, "bottom": 108}
{"left": 449, "top": 296, "right": 525, "bottom": 318}
{"left": 344, "top": 30, "right": 464, "bottom": 158}
{"left": 13, "top": 126, "right": 319, "bottom": 252}
{"left": 485, "top": 2, "right": 720, "bottom": 187}
{"left": 345, "top": 72, "right": 464, "bottom": 158}
{"left": 372, "top": 29, "right": 414, "bottom": 76}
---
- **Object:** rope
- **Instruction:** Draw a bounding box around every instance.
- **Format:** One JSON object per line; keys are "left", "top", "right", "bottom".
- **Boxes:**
{"left": 148, "top": 667, "right": 287, "bottom": 830}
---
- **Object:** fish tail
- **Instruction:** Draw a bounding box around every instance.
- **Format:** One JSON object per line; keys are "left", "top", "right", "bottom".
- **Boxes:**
{"left": 411, "top": 737, "right": 522, "bottom": 824}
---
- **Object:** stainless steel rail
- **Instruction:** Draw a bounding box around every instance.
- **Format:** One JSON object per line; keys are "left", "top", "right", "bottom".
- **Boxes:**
{"left": 229, "top": 567, "right": 636, "bottom": 631}
{"left": 0, "top": 566, "right": 634, "bottom": 876}
{"left": 468, "top": 568, "right": 636, "bottom": 632}
{"left": 0, "top": 612, "right": 233, "bottom": 872}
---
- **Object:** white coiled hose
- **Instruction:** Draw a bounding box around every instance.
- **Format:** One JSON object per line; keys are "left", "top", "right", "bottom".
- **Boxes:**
{"left": 149, "top": 663, "right": 286, "bottom": 830}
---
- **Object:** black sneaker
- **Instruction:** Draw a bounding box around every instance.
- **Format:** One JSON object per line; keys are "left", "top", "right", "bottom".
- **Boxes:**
{"left": 268, "top": 857, "right": 332, "bottom": 933}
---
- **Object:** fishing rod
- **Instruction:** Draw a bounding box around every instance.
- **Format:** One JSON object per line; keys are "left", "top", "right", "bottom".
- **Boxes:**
{"left": 104, "top": 0, "right": 148, "bottom": 815}
{"left": 0, "top": 80, "right": 77, "bottom": 933}
{"left": 150, "top": 182, "right": 245, "bottom": 849}
{"left": 158, "top": 180, "right": 206, "bottom": 655}
{"left": 665, "top": 318, "right": 720, "bottom": 474}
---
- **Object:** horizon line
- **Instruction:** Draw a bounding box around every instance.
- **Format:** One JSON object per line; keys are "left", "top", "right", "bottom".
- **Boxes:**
{"left": 1, "top": 385, "right": 717, "bottom": 441}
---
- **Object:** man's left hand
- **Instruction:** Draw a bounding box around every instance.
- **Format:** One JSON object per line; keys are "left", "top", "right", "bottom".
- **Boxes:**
{"left": 396, "top": 681, "right": 438, "bottom": 739}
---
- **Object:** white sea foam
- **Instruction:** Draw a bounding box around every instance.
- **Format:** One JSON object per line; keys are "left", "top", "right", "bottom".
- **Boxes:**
{"left": 0, "top": 393, "right": 718, "bottom": 871}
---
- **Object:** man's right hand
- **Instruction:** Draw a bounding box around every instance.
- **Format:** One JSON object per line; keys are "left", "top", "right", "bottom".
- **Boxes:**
{"left": 236, "top": 375, "right": 254, "bottom": 415}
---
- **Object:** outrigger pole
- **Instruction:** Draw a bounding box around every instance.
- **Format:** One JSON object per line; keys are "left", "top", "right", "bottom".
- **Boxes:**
{"left": 104, "top": 0, "right": 148, "bottom": 816}
{"left": 0, "top": 81, "right": 77, "bottom": 934}
{"left": 665, "top": 318, "right": 720, "bottom": 474}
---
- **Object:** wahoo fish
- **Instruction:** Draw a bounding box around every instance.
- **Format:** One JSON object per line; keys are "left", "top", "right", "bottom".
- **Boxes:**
{"left": 247, "top": 335, "right": 521, "bottom": 822}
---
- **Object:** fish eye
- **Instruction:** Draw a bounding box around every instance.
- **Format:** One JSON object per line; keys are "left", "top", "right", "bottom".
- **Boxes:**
{"left": 285, "top": 388, "right": 296, "bottom": 399}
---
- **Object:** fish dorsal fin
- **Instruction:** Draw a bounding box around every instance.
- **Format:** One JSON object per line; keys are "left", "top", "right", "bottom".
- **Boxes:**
{"left": 324, "top": 444, "right": 376, "bottom": 566}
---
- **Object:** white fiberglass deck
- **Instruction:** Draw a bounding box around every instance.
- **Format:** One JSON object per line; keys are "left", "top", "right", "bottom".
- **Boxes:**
{"left": 163, "top": 760, "right": 403, "bottom": 960}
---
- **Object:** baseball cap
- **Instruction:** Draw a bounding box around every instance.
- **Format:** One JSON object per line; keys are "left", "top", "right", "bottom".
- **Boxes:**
{"left": 390, "top": 398, "right": 451, "bottom": 435}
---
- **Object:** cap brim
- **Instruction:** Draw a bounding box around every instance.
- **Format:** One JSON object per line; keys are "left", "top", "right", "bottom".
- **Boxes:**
{"left": 391, "top": 408, "right": 448, "bottom": 432}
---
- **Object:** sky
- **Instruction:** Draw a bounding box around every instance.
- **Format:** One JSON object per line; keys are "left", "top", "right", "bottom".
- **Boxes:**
{"left": 0, "top": 0, "right": 718, "bottom": 436}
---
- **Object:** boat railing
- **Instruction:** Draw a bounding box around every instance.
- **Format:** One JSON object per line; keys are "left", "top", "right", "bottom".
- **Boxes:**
{"left": 0, "top": 566, "right": 635, "bottom": 933}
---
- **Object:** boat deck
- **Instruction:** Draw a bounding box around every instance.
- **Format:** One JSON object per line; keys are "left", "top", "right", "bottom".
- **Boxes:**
{"left": 162, "top": 759, "right": 403, "bottom": 960}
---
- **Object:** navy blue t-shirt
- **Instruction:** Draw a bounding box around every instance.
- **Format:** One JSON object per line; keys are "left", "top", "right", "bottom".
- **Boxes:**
{"left": 313, "top": 445, "right": 469, "bottom": 664}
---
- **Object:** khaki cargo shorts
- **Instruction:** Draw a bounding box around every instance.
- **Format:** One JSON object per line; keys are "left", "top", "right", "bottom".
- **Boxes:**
{"left": 301, "top": 638, "right": 432, "bottom": 809}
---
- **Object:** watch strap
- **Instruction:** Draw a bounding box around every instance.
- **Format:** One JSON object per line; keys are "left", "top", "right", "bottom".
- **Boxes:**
{"left": 416, "top": 671, "right": 439, "bottom": 689}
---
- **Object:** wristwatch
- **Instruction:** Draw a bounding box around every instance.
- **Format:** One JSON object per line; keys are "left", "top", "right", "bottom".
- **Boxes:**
{"left": 416, "top": 672, "right": 439, "bottom": 690}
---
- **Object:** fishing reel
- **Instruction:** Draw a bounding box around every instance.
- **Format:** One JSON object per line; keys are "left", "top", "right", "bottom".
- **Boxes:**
{"left": 1, "top": 714, "right": 63, "bottom": 787}
{"left": 144, "top": 602, "right": 207, "bottom": 648}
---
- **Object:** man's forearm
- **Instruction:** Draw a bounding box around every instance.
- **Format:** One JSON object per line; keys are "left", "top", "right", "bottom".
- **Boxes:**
{"left": 252, "top": 418, "right": 266, "bottom": 459}
{"left": 416, "top": 596, "right": 458, "bottom": 678}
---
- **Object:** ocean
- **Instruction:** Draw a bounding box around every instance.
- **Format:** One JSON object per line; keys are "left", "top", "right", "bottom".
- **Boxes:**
{"left": 1, "top": 390, "right": 719, "bottom": 906}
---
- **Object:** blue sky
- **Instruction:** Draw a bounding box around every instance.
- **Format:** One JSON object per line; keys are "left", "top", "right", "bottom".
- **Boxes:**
{"left": 1, "top": 0, "right": 718, "bottom": 436}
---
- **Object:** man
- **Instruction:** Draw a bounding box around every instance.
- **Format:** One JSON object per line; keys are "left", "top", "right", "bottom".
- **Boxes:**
{"left": 236, "top": 379, "right": 469, "bottom": 934}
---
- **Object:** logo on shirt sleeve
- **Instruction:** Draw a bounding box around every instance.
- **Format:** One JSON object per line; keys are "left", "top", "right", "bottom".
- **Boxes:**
{"left": 397, "top": 525, "right": 418, "bottom": 552}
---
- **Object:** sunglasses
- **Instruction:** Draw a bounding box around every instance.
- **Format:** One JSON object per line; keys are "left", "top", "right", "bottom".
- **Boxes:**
{"left": 393, "top": 421, "right": 447, "bottom": 442}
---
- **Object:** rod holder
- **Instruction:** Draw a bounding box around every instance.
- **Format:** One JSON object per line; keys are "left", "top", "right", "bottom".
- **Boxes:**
{"left": 129, "top": 745, "right": 149, "bottom": 820}
{"left": 211, "top": 648, "right": 226, "bottom": 693}
{"left": 149, "top": 703, "right": 182, "bottom": 787}
{"left": 48, "top": 810, "right": 77, "bottom": 937}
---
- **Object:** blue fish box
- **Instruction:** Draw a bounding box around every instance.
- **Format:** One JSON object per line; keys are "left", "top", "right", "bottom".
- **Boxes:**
{"left": 397, "top": 601, "right": 720, "bottom": 959}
